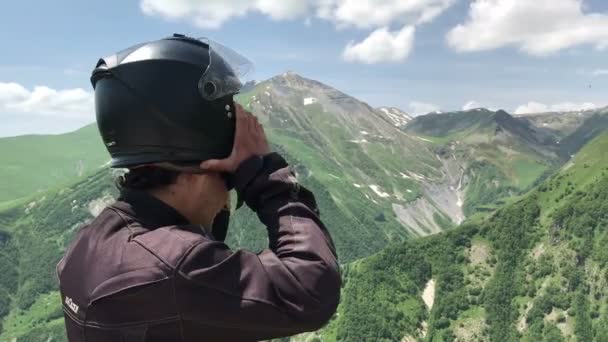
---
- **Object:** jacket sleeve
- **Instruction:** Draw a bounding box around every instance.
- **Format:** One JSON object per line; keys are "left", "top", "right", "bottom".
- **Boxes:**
{"left": 175, "top": 153, "right": 341, "bottom": 340}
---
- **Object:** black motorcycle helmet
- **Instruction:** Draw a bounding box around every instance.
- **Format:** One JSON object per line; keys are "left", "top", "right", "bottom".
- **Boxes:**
{"left": 91, "top": 34, "right": 252, "bottom": 169}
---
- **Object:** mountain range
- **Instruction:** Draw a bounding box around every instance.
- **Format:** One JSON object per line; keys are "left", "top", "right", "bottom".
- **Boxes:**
{"left": 0, "top": 72, "right": 606, "bottom": 341}
{"left": 311, "top": 131, "right": 608, "bottom": 342}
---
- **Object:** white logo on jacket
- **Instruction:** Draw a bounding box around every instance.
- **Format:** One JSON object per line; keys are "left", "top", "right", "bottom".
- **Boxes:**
{"left": 65, "top": 296, "right": 79, "bottom": 314}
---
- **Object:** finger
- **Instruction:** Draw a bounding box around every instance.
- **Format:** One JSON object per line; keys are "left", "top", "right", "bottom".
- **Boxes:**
{"left": 200, "top": 158, "right": 231, "bottom": 172}
{"left": 235, "top": 102, "right": 252, "bottom": 116}
{"left": 234, "top": 106, "right": 249, "bottom": 139}
{"left": 247, "top": 114, "right": 257, "bottom": 136}
{"left": 235, "top": 103, "right": 253, "bottom": 119}
{"left": 253, "top": 119, "right": 263, "bottom": 137}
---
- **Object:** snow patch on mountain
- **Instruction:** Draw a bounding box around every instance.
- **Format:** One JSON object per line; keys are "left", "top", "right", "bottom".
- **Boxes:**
{"left": 369, "top": 185, "right": 391, "bottom": 198}
{"left": 376, "top": 107, "right": 412, "bottom": 127}
{"left": 400, "top": 172, "right": 412, "bottom": 179}
{"left": 303, "top": 97, "right": 318, "bottom": 105}
{"left": 415, "top": 136, "right": 434, "bottom": 143}
{"left": 349, "top": 138, "right": 368, "bottom": 144}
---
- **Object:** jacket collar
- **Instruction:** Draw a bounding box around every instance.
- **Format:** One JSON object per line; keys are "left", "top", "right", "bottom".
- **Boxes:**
{"left": 111, "top": 189, "right": 191, "bottom": 229}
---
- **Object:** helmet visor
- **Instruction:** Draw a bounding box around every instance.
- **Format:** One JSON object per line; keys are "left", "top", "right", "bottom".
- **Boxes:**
{"left": 197, "top": 38, "right": 255, "bottom": 101}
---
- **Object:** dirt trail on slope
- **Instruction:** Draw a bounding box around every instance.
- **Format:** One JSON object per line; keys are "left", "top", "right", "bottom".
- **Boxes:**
{"left": 422, "top": 279, "right": 435, "bottom": 310}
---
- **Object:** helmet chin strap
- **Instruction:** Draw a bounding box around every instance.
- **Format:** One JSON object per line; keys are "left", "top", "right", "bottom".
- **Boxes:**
{"left": 211, "top": 206, "right": 230, "bottom": 242}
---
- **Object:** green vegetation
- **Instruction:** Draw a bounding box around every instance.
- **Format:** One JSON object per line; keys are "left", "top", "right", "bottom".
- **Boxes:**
{"left": 481, "top": 196, "right": 540, "bottom": 341}
{"left": 463, "top": 161, "right": 516, "bottom": 216}
{"left": 558, "top": 112, "right": 608, "bottom": 158}
{"left": 403, "top": 109, "right": 497, "bottom": 138}
{"left": 1, "top": 292, "right": 65, "bottom": 341}
{"left": 1, "top": 77, "right": 607, "bottom": 340}
{"left": 0, "top": 170, "right": 117, "bottom": 341}
{"left": 317, "top": 133, "right": 608, "bottom": 341}
{"left": 405, "top": 109, "right": 559, "bottom": 217}
{"left": 0, "top": 124, "right": 107, "bottom": 205}
{"left": 332, "top": 244, "right": 430, "bottom": 342}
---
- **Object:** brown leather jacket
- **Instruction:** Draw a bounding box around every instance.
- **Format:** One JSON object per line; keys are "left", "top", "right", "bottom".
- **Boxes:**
{"left": 57, "top": 153, "right": 341, "bottom": 341}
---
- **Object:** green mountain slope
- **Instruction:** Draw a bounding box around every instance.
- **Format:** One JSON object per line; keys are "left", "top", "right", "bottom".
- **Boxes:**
{"left": 1, "top": 73, "right": 606, "bottom": 341}
{"left": 0, "top": 145, "right": 409, "bottom": 341}
{"left": 517, "top": 107, "right": 608, "bottom": 140}
{"left": 0, "top": 73, "right": 454, "bottom": 242}
{"left": 556, "top": 110, "right": 608, "bottom": 159}
{"left": 3, "top": 75, "right": 600, "bottom": 244}
{"left": 0, "top": 124, "right": 107, "bottom": 205}
{"left": 404, "top": 109, "right": 563, "bottom": 216}
{"left": 238, "top": 73, "right": 450, "bottom": 237}
{"left": 0, "top": 132, "right": 424, "bottom": 340}
{"left": 315, "top": 132, "right": 608, "bottom": 342}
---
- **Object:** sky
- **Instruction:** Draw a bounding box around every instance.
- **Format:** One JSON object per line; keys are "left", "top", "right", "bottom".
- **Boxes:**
{"left": 1, "top": 0, "right": 607, "bottom": 137}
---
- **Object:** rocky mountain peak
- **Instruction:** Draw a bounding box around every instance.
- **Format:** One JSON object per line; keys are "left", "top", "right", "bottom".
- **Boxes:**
{"left": 268, "top": 71, "right": 329, "bottom": 91}
{"left": 376, "top": 107, "right": 413, "bottom": 127}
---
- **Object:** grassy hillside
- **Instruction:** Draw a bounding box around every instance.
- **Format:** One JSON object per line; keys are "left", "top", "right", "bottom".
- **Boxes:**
{"left": 404, "top": 109, "right": 562, "bottom": 216}
{"left": 0, "top": 73, "right": 606, "bottom": 341}
{"left": 3, "top": 75, "right": 600, "bottom": 244}
{"left": 0, "top": 144, "right": 405, "bottom": 341}
{"left": 0, "top": 129, "right": 605, "bottom": 341}
{"left": 314, "top": 132, "right": 608, "bottom": 341}
{"left": 0, "top": 124, "right": 107, "bottom": 205}
{"left": 518, "top": 107, "right": 607, "bottom": 140}
{"left": 237, "top": 73, "right": 446, "bottom": 237}
{"left": 0, "top": 169, "right": 114, "bottom": 341}
{"left": 557, "top": 111, "right": 608, "bottom": 159}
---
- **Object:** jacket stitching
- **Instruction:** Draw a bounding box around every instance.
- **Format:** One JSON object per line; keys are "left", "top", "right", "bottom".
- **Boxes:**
{"left": 110, "top": 204, "right": 205, "bottom": 245}
{"left": 171, "top": 263, "right": 185, "bottom": 341}
{"left": 89, "top": 273, "right": 170, "bottom": 303}
{"left": 280, "top": 209, "right": 324, "bottom": 306}
{"left": 63, "top": 307, "right": 180, "bottom": 329}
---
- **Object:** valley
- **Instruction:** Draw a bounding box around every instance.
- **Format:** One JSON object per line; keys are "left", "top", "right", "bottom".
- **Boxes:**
{"left": 0, "top": 73, "right": 606, "bottom": 341}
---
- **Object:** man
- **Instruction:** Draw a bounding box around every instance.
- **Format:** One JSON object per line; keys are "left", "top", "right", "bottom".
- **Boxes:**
{"left": 57, "top": 34, "right": 341, "bottom": 341}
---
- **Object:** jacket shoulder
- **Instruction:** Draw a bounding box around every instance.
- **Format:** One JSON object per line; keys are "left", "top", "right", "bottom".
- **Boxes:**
{"left": 132, "top": 225, "right": 212, "bottom": 270}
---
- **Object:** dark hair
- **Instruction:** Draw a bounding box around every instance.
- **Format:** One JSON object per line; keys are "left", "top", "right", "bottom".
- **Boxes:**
{"left": 116, "top": 167, "right": 181, "bottom": 191}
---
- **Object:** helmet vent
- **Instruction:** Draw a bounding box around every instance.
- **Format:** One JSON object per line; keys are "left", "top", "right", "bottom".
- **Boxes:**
{"left": 202, "top": 81, "right": 217, "bottom": 98}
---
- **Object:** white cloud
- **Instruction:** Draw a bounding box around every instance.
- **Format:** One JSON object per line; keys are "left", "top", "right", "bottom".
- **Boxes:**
{"left": 141, "top": 0, "right": 312, "bottom": 28}
{"left": 343, "top": 26, "right": 415, "bottom": 63}
{"left": 256, "top": 0, "right": 312, "bottom": 20}
{"left": 462, "top": 100, "right": 483, "bottom": 111}
{"left": 447, "top": 0, "right": 608, "bottom": 56}
{"left": 141, "top": 0, "right": 454, "bottom": 29}
{"left": 140, "top": 0, "right": 310, "bottom": 29}
{"left": 140, "top": 0, "right": 456, "bottom": 63}
{"left": 592, "top": 69, "right": 608, "bottom": 77}
{"left": 514, "top": 101, "right": 602, "bottom": 114}
{"left": 0, "top": 82, "right": 93, "bottom": 119}
{"left": 317, "top": 0, "right": 455, "bottom": 29}
{"left": 408, "top": 101, "right": 441, "bottom": 116}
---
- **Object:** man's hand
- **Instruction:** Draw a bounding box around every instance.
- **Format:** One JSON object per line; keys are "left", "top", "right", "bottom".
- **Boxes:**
{"left": 200, "top": 103, "right": 270, "bottom": 173}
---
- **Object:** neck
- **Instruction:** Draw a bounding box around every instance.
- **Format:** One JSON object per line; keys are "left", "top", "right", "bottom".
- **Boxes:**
{"left": 148, "top": 188, "right": 214, "bottom": 231}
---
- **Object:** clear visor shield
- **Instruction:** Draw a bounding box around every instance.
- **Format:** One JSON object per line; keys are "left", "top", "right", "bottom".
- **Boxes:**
{"left": 197, "top": 38, "right": 255, "bottom": 101}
